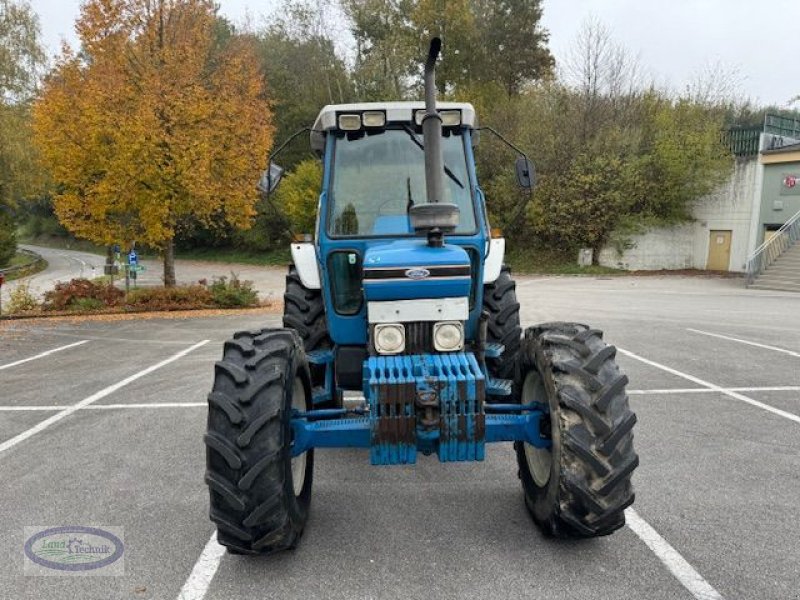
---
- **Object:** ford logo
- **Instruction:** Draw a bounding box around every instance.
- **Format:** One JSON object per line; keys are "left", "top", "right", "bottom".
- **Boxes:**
{"left": 405, "top": 268, "right": 431, "bottom": 280}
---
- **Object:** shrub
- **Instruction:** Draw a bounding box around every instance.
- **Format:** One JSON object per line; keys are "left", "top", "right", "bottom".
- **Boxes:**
{"left": 43, "top": 278, "right": 124, "bottom": 310}
{"left": 209, "top": 273, "right": 259, "bottom": 307}
{"left": 125, "top": 285, "right": 213, "bottom": 309}
{"left": 5, "top": 282, "right": 39, "bottom": 314}
{"left": 72, "top": 297, "right": 104, "bottom": 311}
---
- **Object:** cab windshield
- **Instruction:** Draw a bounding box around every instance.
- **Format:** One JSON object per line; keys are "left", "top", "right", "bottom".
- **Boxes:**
{"left": 327, "top": 128, "right": 476, "bottom": 237}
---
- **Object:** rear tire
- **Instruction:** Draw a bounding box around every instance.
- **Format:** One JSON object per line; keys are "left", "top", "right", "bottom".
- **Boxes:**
{"left": 283, "top": 267, "right": 330, "bottom": 390}
{"left": 205, "top": 328, "right": 313, "bottom": 554}
{"left": 515, "top": 322, "right": 638, "bottom": 537}
{"left": 482, "top": 266, "right": 522, "bottom": 399}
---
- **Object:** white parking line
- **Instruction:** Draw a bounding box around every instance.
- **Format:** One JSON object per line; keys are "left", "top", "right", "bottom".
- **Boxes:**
{"left": 618, "top": 348, "right": 800, "bottom": 425}
{"left": 687, "top": 328, "right": 800, "bottom": 359}
{"left": 0, "top": 340, "right": 89, "bottom": 371}
{"left": 177, "top": 531, "right": 226, "bottom": 600}
{"left": 628, "top": 386, "right": 800, "bottom": 395}
{"left": 625, "top": 508, "right": 724, "bottom": 600}
{"left": 0, "top": 403, "right": 208, "bottom": 411}
{"left": 0, "top": 340, "right": 209, "bottom": 456}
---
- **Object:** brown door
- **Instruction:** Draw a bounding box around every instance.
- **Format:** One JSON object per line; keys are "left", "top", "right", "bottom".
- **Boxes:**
{"left": 707, "top": 230, "right": 732, "bottom": 271}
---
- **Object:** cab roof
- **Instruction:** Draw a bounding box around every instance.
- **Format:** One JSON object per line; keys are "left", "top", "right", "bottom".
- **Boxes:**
{"left": 310, "top": 101, "right": 477, "bottom": 152}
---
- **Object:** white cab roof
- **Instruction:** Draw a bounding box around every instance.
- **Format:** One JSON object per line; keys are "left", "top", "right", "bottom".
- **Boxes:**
{"left": 310, "top": 101, "right": 477, "bottom": 152}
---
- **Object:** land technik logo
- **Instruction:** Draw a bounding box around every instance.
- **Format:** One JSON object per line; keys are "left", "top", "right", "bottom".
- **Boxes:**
{"left": 24, "top": 526, "right": 124, "bottom": 576}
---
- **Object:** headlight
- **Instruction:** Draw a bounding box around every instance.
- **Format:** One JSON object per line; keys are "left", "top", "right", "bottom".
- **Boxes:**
{"left": 374, "top": 323, "right": 405, "bottom": 355}
{"left": 433, "top": 321, "right": 464, "bottom": 352}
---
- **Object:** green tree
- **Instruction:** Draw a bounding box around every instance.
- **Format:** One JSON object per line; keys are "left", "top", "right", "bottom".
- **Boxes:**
{"left": 342, "top": 0, "right": 553, "bottom": 99}
{"left": 471, "top": 0, "right": 554, "bottom": 95}
{"left": 0, "top": 0, "right": 46, "bottom": 265}
{"left": 256, "top": 6, "right": 354, "bottom": 169}
{"left": 342, "top": 0, "right": 417, "bottom": 100}
{"left": 274, "top": 159, "right": 322, "bottom": 234}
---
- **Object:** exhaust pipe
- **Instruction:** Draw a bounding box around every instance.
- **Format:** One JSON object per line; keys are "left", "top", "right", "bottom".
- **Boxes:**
{"left": 423, "top": 37, "right": 445, "bottom": 207}
{"left": 410, "top": 37, "right": 459, "bottom": 246}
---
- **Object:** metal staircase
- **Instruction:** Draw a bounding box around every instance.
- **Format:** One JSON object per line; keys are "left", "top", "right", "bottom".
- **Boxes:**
{"left": 747, "top": 209, "right": 800, "bottom": 292}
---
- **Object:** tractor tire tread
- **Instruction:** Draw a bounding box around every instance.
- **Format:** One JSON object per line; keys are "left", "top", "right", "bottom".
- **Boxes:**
{"left": 206, "top": 328, "right": 312, "bottom": 554}
{"left": 517, "top": 322, "right": 637, "bottom": 538}
{"left": 483, "top": 266, "right": 522, "bottom": 392}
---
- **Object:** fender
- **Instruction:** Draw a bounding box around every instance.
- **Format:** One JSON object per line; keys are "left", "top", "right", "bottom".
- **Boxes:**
{"left": 291, "top": 242, "right": 321, "bottom": 289}
{"left": 483, "top": 238, "right": 505, "bottom": 283}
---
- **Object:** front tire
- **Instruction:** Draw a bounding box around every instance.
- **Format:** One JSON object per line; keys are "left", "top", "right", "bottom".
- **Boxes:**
{"left": 515, "top": 322, "right": 638, "bottom": 537}
{"left": 205, "top": 328, "right": 313, "bottom": 554}
{"left": 482, "top": 266, "right": 522, "bottom": 398}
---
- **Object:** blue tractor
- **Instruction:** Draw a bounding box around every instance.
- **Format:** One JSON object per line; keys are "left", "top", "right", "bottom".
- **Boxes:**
{"left": 205, "top": 39, "right": 638, "bottom": 555}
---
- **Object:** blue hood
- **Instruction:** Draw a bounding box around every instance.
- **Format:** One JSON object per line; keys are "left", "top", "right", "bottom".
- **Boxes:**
{"left": 362, "top": 240, "right": 471, "bottom": 301}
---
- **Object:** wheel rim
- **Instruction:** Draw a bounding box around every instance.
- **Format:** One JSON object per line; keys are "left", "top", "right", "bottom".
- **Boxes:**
{"left": 522, "top": 370, "right": 552, "bottom": 487}
{"left": 291, "top": 377, "right": 307, "bottom": 497}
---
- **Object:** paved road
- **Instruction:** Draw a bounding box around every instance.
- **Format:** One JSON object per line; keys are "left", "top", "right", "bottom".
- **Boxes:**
{"left": 2, "top": 245, "right": 287, "bottom": 304}
{"left": 1, "top": 275, "right": 799, "bottom": 599}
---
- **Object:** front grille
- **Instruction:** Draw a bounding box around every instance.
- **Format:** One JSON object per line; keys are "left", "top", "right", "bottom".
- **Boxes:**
{"left": 404, "top": 322, "right": 433, "bottom": 354}
{"left": 369, "top": 321, "right": 433, "bottom": 355}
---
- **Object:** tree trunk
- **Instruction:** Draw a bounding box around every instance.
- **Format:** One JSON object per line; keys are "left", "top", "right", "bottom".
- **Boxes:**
{"left": 163, "top": 237, "right": 176, "bottom": 287}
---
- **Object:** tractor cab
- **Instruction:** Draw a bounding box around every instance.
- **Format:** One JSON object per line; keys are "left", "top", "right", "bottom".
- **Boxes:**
{"left": 291, "top": 102, "right": 493, "bottom": 374}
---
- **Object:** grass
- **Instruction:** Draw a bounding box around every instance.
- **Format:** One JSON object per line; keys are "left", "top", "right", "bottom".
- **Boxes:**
{"left": 17, "top": 234, "right": 108, "bottom": 256}
{"left": 174, "top": 247, "right": 291, "bottom": 266}
{"left": 505, "top": 248, "right": 624, "bottom": 276}
{"left": 2, "top": 253, "right": 33, "bottom": 269}
{"left": 1, "top": 252, "right": 49, "bottom": 281}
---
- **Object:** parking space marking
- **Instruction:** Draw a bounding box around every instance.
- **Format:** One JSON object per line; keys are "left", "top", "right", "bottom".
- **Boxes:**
{"left": 628, "top": 386, "right": 800, "bottom": 395}
{"left": 687, "top": 328, "right": 800, "bottom": 359}
{"left": 177, "top": 531, "right": 225, "bottom": 600}
{"left": 619, "top": 348, "right": 800, "bottom": 425}
{"left": 0, "top": 403, "right": 207, "bottom": 411}
{"left": 0, "top": 340, "right": 209, "bottom": 456}
{"left": 625, "top": 508, "right": 723, "bottom": 600}
{"left": 0, "top": 340, "right": 89, "bottom": 371}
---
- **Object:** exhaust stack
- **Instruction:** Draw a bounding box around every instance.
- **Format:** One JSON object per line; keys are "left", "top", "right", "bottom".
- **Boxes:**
{"left": 409, "top": 37, "right": 460, "bottom": 247}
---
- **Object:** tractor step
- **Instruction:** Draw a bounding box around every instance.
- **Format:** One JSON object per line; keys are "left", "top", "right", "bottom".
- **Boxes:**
{"left": 312, "top": 386, "right": 332, "bottom": 405}
{"left": 487, "top": 377, "right": 513, "bottom": 396}
{"left": 485, "top": 343, "right": 505, "bottom": 358}
{"left": 307, "top": 349, "right": 334, "bottom": 365}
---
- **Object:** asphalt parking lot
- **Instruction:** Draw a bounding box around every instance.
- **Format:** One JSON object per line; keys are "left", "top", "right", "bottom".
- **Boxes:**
{"left": 1, "top": 274, "right": 798, "bottom": 600}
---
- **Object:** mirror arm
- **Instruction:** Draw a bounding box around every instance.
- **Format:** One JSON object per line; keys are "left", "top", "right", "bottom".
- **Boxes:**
{"left": 268, "top": 127, "right": 313, "bottom": 166}
{"left": 259, "top": 127, "right": 314, "bottom": 242}
{"left": 475, "top": 126, "right": 534, "bottom": 232}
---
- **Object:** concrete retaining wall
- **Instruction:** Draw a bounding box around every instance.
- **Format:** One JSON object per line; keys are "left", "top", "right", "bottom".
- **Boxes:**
{"left": 599, "top": 159, "right": 759, "bottom": 272}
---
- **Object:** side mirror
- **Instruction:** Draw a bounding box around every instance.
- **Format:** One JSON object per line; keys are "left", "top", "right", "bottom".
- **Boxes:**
{"left": 515, "top": 157, "right": 536, "bottom": 190}
{"left": 258, "top": 162, "right": 285, "bottom": 195}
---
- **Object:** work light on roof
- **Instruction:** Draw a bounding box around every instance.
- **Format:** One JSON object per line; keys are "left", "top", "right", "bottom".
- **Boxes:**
{"left": 362, "top": 111, "right": 386, "bottom": 128}
{"left": 338, "top": 114, "right": 361, "bottom": 131}
{"left": 414, "top": 109, "right": 461, "bottom": 127}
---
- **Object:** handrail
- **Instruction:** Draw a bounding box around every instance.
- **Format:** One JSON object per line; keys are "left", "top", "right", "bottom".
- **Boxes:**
{"left": 745, "top": 208, "right": 800, "bottom": 285}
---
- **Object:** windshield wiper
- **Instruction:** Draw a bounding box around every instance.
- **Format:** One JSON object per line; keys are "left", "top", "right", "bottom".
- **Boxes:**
{"left": 400, "top": 123, "right": 465, "bottom": 189}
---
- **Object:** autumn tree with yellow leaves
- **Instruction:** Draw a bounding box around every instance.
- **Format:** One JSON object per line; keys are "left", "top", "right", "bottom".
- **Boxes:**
{"left": 33, "top": 0, "right": 272, "bottom": 285}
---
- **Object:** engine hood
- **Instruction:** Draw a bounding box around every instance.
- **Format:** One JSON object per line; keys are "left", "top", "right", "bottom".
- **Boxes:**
{"left": 362, "top": 240, "right": 471, "bottom": 302}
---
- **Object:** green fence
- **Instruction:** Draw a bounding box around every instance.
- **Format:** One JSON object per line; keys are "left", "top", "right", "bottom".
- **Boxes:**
{"left": 724, "top": 126, "right": 761, "bottom": 157}
{"left": 764, "top": 114, "right": 800, "bottom": 139}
